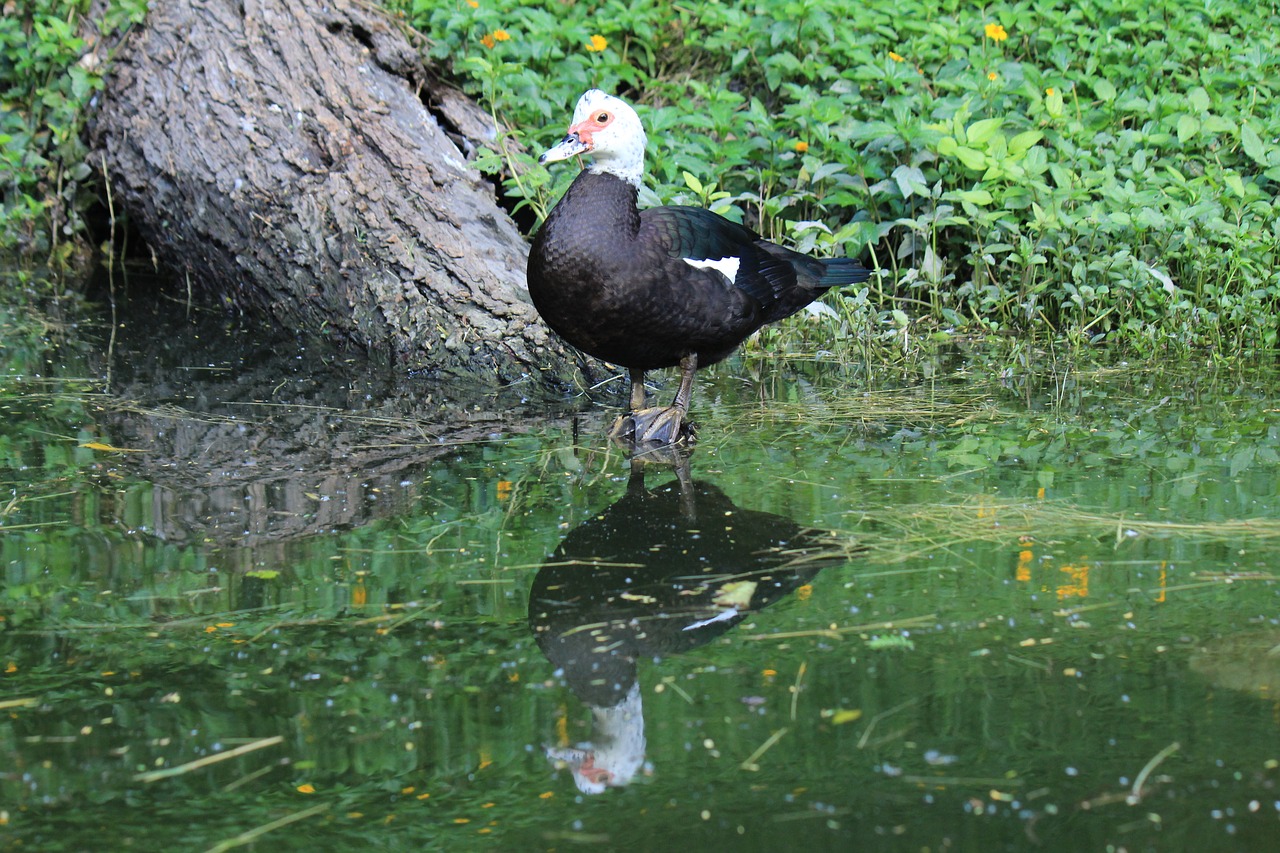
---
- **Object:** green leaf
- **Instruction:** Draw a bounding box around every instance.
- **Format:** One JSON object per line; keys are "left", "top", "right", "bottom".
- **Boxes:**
{"left": 1045, "top": 88, "right": 1065, "bottom": 118}
{"left": 1187, "top": 86, "right": 1211, "bottom": 113}
{"left": 1240, "top": 122, "right": 1269, "bottom": 166}
{"left": 1223, "top": 172, "right": 1245, "bottom": 199}
{"left": 1008, "top": 130, "right": 1043, "bottom": 157}
{"left": 891, "top": 164, "right": 929, "bottom": 199}
{"left": 682, "top": 171, "right": 704, "bottom": 195}
{"left": 954, "top": 146, "right": 987, "bottom": 170}
{"left": 966, "top": 118, "right": 1003, "bottom": 147}
{"left": 947, "top": 189, "right": 994, "bottom": 206}
{"left": 1176, "top": 114, "right": 1199, "bottom": 144}
{"left": 1093, "top": 78, "right": 1117, "bottom": 102}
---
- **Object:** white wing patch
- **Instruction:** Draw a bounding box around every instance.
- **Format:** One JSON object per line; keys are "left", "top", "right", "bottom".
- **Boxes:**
{"left": 683, "top": 256, "right": 740, "bottom": 284}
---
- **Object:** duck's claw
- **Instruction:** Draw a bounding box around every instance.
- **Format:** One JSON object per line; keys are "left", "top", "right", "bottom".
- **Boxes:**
{"left": 609, "top": 406, "right": 697, "bottom": 445}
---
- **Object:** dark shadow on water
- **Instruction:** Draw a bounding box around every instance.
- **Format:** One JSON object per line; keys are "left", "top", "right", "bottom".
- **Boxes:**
{"left": 77, "top": 266, "right": 601, "bottom": 551}
{"left": 528, "top": 449, "right": 854, "bottom": 794}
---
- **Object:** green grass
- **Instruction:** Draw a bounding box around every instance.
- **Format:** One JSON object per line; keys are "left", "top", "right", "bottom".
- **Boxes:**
{"left": 407, "top": 0, "right": 1280, "bottom": 357}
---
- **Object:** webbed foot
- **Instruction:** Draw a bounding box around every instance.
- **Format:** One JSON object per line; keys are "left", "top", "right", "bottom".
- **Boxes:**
{"left": 609, "top": 406, "right": 697, "bottom": 445}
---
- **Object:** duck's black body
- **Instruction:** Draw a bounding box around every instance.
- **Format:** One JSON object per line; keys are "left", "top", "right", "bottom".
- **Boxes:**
{"left": 529, "top": 89, "right": 872, "bottom": 444}
{"left": 528, "top": 169, "right": 869, "bottom": 374}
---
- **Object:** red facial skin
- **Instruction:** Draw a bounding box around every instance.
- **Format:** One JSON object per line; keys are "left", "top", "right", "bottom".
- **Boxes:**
{"left": 567, "top": 109, "right": 614, "bottom": 148}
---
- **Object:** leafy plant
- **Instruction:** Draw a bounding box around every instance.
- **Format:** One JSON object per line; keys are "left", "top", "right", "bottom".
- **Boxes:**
{"left": 401, "top": 0, "right": 1280, "bottom": 357}
{"left": 0, "top": 0, "right": 146, "bottom": 262}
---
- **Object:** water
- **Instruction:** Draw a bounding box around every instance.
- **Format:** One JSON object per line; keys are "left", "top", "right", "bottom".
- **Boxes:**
{"left": 2, "top": 285, "right": 1278, "bottom": 851}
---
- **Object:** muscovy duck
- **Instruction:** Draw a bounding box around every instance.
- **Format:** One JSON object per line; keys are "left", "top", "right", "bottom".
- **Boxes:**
{"left": 528, "top": 89, "right": 871, "bottom": 444}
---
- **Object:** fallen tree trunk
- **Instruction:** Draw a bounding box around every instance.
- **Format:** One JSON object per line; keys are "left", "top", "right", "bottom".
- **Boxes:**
{"left": 92, "top": 0, "right": 583, "bottom": 387}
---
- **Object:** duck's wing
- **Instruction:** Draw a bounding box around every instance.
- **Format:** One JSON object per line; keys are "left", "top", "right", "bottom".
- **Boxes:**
{"left": 640, "top": 205, "right": 869, "bottom": 322}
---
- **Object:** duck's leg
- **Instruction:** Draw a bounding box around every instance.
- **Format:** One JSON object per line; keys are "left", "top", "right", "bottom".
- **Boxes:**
{"left": 609, "top": 369, "right": 648, "bottom": 439}
{"left": 612, "top": 354, "right": 698, "bottom": 445}
{"left": 627, "top": 368, "right": 648, "bottom": 412}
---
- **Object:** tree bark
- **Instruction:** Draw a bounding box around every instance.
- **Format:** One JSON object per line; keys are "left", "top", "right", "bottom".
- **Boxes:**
{"left": 92, "top": 0, "right": 582, "bottom": 388}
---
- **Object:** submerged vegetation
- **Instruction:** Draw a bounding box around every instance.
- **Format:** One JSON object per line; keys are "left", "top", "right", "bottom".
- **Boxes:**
{"left": 409, "top": 0, "right": 1280, "bottom": 356}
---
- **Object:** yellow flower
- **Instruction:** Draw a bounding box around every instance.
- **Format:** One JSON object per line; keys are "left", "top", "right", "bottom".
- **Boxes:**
{"left": 988, "top": 71, "right": 998, "bottom": 81}
{"left": 793, "top": 140, "right": 809, "bottom": 153}
{"left": 466, "top": 0, "right": 478, "bottom": 6}
{"left": 984, "top": 23, "right": 1008, "bottom": 42}
{"left": 297, "top": 783, "right": 316, "bottom": 794}
{"left": 888, "top": 51, "right": 905, "bottom": 62}
{"left": 480, "top": 33, "right": 495, "bottom": 49}
{"left": 492, "top": 29, "right": 510, "bottom": 41}
{"left": 586, "top": 34, "right": 608, "bottom": 52}
{"left": 1046, "top": 87, "right": 1056, "bottom": 97}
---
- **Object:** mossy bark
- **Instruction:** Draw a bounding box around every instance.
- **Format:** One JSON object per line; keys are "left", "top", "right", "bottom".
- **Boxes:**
{"left": 92, "top": 0, "right": 583, "bottom": 388}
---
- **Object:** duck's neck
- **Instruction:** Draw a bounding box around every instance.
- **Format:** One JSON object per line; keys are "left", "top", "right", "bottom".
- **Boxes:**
{"left": 547, "top": 169, "right": 641, "bottom": 239}
{"left": 586, "top": 157, "right": 643, "bottom": 189}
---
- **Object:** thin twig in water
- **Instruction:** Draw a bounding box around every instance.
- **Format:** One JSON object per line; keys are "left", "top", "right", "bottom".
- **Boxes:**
{"left": 1129, "top": 741, "right": 1180, "bottom": 802}
{"left": 901, "top": 775, "right": 1022, "bottom": 787}
{"left": 221, "top": 763, "right": 277, "bottom": 793}
{"left": 660, "top": 677, "right": 695, "bottom": 705}
{"left": 745, "top": 614, "right": 937, "bottom": 642}
{"left": 857, "top": 698, "right": 917, "bottom": 749}
{"left": 740, "top": 727, "right": 790, "bottom": 771}
{"left": 790, "top": 661, "right": 806, "bottom": 722}
{"left": 202, "top": 803, "right": 330, "bottom": 853}
{"left": 133, "top": 735, "right": 284, "bottom": 783}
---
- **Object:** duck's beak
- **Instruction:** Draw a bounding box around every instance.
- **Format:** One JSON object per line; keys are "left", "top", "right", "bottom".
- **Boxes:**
{"left": 539, "top": 127, "right": 593, "bottom": 164}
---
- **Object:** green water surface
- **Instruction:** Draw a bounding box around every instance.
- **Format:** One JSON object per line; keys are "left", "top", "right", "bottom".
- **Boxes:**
{"left": 1, "top": 290, "right": 1278, "bottom": 852}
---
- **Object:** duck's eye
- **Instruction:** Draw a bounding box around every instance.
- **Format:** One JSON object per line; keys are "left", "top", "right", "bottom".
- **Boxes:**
{"left": 596, "top": 112, "right": 610, "bottom": 124}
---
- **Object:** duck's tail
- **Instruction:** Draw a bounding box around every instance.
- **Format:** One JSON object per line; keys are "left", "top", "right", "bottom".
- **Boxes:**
{"left": 818, "top": 256, "right": 874, "bottom": 289}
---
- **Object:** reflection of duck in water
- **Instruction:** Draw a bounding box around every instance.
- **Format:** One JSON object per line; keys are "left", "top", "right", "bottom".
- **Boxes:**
{"left": 529, "top": 454, "right": 850, "bottom": 793}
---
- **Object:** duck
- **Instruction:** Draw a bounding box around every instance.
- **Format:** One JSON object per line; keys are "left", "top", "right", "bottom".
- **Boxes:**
{"left": 527, "top": 89, "right": 871, "bottom": 444}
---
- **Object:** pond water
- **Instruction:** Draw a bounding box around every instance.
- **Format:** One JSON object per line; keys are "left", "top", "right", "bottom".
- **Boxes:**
{"left": 2, "top": 283, "right": 1279, "bottom": 852}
